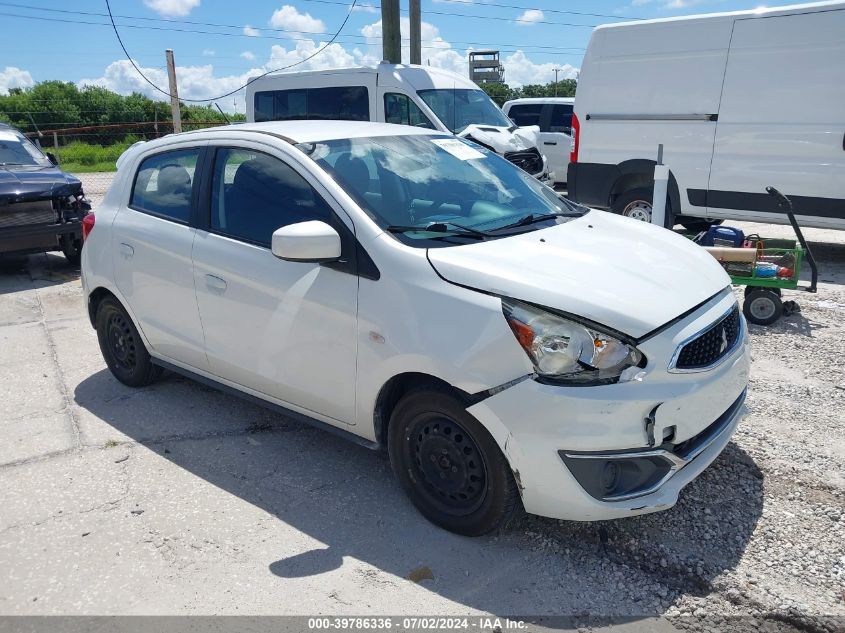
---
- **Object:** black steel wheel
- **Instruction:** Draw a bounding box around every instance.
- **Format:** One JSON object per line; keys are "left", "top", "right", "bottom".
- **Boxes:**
{"left": 388, "top": 388, "right": 521, "bottom": 535}
{"left": 743, "top": 288, "right": 783, "bottom": 326}
{"left": 96, "top": 297, "right": 162, "bottom": 387}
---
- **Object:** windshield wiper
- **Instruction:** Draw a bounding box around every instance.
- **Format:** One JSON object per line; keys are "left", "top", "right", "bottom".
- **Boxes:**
{"left": 386, "top": 221, "right": 491, "bottom": 239}
{"left": 492, "top": 212, "right": 579, "bottom": 232}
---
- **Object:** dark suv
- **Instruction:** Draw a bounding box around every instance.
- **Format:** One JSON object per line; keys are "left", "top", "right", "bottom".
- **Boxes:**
{"left": 0, "top": 122, "right": 91, "bottom": 264}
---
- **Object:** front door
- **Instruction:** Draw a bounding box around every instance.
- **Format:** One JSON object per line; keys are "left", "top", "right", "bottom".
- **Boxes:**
{"left": 191, "top": 144, "right": 359, "bottom": 424}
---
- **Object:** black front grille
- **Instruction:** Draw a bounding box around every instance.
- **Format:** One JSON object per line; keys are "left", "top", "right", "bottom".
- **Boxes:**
{"left": 675, "top": 306, "right": 741, "bottom": 370}
{"left": 504, "top": 148, "right": 542, "bottom": 174}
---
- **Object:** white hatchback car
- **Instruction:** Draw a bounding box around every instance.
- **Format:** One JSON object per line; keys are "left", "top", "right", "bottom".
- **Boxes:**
{"left": 81, "top": 121, "right": 749, "bottom": 535}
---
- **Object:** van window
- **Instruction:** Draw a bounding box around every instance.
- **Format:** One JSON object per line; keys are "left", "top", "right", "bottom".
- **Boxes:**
{"left": 384, "top": 93, "right": 435, "bottom": 129}
{"left": 254, "top": 86, "right": 369, "bottom": 122}
{"left": 549, "top": 104, "right": 573, "bottom": 133}
{"left": 507, "top": 103, "right": 542, "bottom": 128}
{"left": 210, "top": 148, "right": 333, "bottom": 247}
{"left": 418, "top": 89, "right": 512, "bottom": 133}
{"left": 130, "top": 149, "right": 199, "bottom": 223}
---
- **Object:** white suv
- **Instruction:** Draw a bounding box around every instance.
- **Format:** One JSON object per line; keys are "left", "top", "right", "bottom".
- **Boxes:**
{"left": 81, "top": 121, "right": 749, "bottom": 535}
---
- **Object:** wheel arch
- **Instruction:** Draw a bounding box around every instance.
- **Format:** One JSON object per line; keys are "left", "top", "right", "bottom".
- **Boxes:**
{"left": 87, "top": 286, "right": 120, "bottom": 328}
{"left": 373, "top": 372, "right": 475, "bottom": 448}
{"left": 610, "top": 159, "right": 682, "bottom": 217}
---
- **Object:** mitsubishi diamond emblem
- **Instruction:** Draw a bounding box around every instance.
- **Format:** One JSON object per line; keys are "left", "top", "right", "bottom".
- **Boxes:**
{"left": 719, "top": 327, "right": 728, "bottom": 354}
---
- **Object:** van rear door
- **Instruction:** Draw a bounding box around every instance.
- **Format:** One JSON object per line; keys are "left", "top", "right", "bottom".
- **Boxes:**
{"left": 705, "top": 8, "right": 845, "bottom": 228}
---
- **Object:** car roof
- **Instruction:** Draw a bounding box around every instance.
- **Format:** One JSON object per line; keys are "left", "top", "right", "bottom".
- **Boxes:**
{"left": 165, "top": 120, "right": 447, "bottom": 145}
{"left": 503, "top": 97, "right": 575, "bottom": 106}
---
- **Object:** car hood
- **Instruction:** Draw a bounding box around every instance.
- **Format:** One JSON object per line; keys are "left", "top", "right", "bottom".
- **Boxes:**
{"left": 0, "top": 165, "right": 83, "bottom": 205}
{"left": 458, "top": 124, "right": 540, "bottom": 154}
{"left": 426, "top": 211, "right": 730, "bottom": 339}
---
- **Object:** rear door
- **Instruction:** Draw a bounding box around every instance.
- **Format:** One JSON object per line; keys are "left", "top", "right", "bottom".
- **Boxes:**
{"left": 112, "top": 145, "right": 208, "bottom": 370}
{"left": 706, "top": 7, "right": 845, "bottom": 227}
{"left": 542, "top": 104, "right": 573, "bottom": 183}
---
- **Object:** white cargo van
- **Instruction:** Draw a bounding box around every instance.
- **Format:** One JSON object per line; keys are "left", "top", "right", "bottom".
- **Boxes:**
{"left": 568, "top": 1, "right": 845, "bottom": 231}
{"left": 502, "top": 97, "right": 573, "bottom": 186}
{"left": 246, "top": 63, "right": 551, "bottom": 182}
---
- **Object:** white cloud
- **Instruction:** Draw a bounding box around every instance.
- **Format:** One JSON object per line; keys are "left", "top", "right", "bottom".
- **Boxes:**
{"left": 269, "top": 5, "right": 326, "bottom": 34}
{"left": 360, "top": 17, "right": 465, "bottom": 74}
{"left": 240, "top": 51, "right": 256, "bottom": 61}
{"left": 243, "top": 25, "right": 260, "bottom": 37}
{"left": 0, "top": 66, "right": 34, "bottom": 95}
{"left": 143, "top": 0, "right": 200, "bottom": 17}
{"left": 202, "top": 49, "right": 215, "bottom": 57}
{"left": 351, "top": 4, "right": 377, "bottom": 13}
{"left": 515, "top": 9, "right": 544, "bottom": 25}
{"left": 501, "top": 52, "right": 578, "bottom": 87}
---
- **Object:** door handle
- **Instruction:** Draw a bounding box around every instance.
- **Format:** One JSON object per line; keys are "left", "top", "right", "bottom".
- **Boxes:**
{"left": 543, "top": 141, "right": 557, "bottom": 146}
{"left": 119, "top": 242, "right": 134, "bottom": 258}
{"left": 205, "top": 274, "right": 227, "bottom": 292}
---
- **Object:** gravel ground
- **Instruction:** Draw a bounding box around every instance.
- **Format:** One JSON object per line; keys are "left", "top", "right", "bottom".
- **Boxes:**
{"left": 0, "top": 173, "right": 841, "bottom": 631}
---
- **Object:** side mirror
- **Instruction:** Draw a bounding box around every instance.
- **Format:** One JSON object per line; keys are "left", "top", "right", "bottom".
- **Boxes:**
{"left": 271, "top": 221, "right": 341, "bottom": 263}
{"left": 45, "top": 152, "right": 59, "bottom": 166}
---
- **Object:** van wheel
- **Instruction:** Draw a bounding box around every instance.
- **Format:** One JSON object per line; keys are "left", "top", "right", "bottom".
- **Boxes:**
{"left": 743, "top": 289, "right": 783, "bottom": 326}
{"left": 96, "top": 298, "right": 163, "bottom": 387}
{"left": 388, "top": 388, "right": 521, "bottom": 536}
{"left": 611, "top": 188, "right": 675, "bottom": 228}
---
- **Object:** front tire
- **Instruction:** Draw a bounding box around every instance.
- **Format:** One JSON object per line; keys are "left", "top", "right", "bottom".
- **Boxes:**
{"left": 62, "top": 235, "right": 82, "bottom": 266}
{"left": 96, "top": 298, "right": 162, "bottom": 387}
{"left": 388, "top": 389, "right": 521, "bottom": 536}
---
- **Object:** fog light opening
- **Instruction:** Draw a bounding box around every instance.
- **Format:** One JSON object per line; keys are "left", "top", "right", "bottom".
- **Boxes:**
{"left": 601, "top": 461, "right": 620, "bottom": 494}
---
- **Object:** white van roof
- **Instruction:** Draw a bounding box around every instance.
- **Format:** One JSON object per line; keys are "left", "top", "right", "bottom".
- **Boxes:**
{"left": 247, "top": 63, "right": 481, "bottom": 93}
{"left": 598, "top": 0, "right": 844, "bottom": 30}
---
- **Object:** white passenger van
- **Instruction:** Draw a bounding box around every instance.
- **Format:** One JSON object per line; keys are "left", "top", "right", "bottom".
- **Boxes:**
{"left": 502, "top": 97, "right": 573, "bottom": 186}
{"left": 245, "top": 63, "right": 551, "bottom": 182}
{"left": 568, "top": 1, "right": 845, "bottom": 231}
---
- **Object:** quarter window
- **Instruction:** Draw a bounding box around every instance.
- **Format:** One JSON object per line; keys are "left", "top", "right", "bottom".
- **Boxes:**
{"left": 210, "top": 148, "right": 333, "bottom": 247}
{"left": 549, "top": 104, "right": 573, "bottom": 133}
{"left": 384, "top": 93, "right": 435, "bottom": 129}
{"left": 130, "top": 149, "right": 199, "bottom": 223}
{"left": 254, "top": 86, "right": 369, "bottom": 122}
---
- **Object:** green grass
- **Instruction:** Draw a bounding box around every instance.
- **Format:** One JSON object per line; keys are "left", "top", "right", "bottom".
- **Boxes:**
{"left": 54, "top": 136, "right": 142, "bottom": 173}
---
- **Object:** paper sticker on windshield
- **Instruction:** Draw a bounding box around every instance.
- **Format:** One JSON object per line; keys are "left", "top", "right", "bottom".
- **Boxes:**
{"left": 431, "top": 138, "right": 485, "bottom": 160}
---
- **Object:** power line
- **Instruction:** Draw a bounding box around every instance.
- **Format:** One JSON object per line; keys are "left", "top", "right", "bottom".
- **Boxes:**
{"left": 0, "top": 0, "right": 585, "bottom": 52}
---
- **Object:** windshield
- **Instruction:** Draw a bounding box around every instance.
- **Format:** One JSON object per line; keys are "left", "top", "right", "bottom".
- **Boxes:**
{"left": 0, "top": 129, "right": 51, "bottom": 167}
{"left": 418, "top": 89, "right": 514, "bottom": 134}
{"left": 302, "top": 134, "right": 586, "bottom": 248}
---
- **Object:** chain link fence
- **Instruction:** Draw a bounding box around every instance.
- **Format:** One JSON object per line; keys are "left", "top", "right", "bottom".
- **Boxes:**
{"left": 75, "top": 172, "right": 115, "bottom": 209}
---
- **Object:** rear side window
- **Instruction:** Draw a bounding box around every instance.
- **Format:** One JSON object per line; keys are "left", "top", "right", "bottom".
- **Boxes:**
{"left": 130, "top": 149, "right": 199, "bottom": 223}
{"left": 549, "top": 104, "right": 573, "bottom": 133}
{"left": 507, "top": 103, "right": 542, "bottom": 127}
{"left": 384, "top": 93, "right": 435, "bottom": 129}
{"left": 210, "top": 148, "right": 333, "bottom": 247}
{"left": 254, "top": 86, "right": 369, "bottom": 122}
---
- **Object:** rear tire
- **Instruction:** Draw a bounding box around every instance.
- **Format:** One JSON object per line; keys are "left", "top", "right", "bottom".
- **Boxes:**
{"left": 388, "top": 388, "right": 521, "bottom": 536}
{"left": 611, "top": 187, "right": 675, "bottom": 229}
{"left": 96, "top": 298, "right": 163, "bottom": 387}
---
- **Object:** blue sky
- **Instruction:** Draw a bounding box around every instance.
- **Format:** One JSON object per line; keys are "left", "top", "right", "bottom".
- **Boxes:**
{"left": 0, "top": 0, "right": 803, "bottom": 111}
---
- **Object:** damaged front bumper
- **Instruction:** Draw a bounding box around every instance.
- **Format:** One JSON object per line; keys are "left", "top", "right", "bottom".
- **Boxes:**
{"left": 467, "top": 291, "right": 750, "bottom": 521}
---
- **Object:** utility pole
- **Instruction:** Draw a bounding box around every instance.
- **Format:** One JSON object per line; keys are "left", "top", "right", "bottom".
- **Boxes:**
{"left": 409, "top": 0, "right": 421, "bottom": 65}
{"left": 165, "top": 49, "right": 182, "bottom": 134}
{"left": 381, "top": 0, "right": 401, "bottom": 64}
{"left": 553, "top": 68, "right": 560, "bottom": 96}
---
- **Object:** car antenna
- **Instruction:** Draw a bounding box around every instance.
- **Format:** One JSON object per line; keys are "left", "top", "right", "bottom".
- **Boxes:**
{"left": 215, "top": 103, "right": 231, "bottom": 125}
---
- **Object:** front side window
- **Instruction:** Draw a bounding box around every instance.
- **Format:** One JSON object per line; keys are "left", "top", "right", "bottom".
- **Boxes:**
{"left": 507, "top": 104, "right": 542, "bottom": 128}
{"left": 210, "top": 148, "right": 333, "bottom": 247}
{"left": 384, "top": 93, "right": 435, "bottom": 129}
{"left": 130, "top": 149, "right": 199, "bottom": 223}
{"left": 417, "top": 89, "right": 513, "bottom": 133}
{"left": 304, "top": 134, "right": 585, "bottom": 248}
{"left": 549, "top": 104, "right": 573, "bottom": 134}
{"left": 253, "top": 86, "right": 369, "bottom": 123}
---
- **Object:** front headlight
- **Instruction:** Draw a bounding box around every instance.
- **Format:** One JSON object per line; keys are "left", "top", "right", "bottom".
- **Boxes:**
{"left": 502, "top": 299, "right": 645, "bottom": 385}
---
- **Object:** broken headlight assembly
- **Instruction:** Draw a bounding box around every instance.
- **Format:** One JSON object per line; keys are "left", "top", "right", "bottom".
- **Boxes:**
{"left": 502, "top": 299, "right": 645, "bottom": 385}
